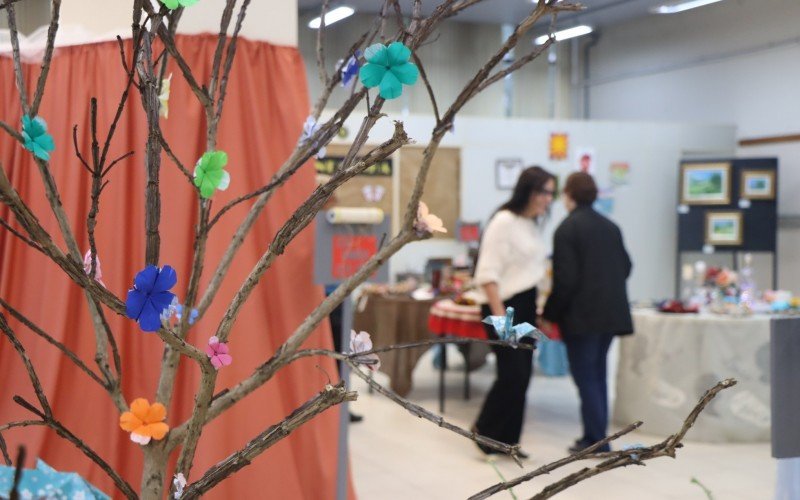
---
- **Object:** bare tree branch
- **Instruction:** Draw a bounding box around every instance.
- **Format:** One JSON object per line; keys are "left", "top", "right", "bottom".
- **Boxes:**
{"left": 0, "top": 313, "right": 52, "bottom": 417}
{"left": 29, "top": 0, "right": 62, "bottom": 117}
{"left": 182, "top": 383, "right": 356, "bottom": 498}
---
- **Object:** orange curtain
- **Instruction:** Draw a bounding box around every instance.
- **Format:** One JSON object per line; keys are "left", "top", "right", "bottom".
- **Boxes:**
{"left": 0, "top": 34, "right": 347, "bottom": 498}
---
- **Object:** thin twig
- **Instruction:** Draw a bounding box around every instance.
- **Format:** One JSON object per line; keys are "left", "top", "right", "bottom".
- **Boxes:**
{"left": 30, "top": 0, "right": 62, "bottom": 116}
{"left": 316, "top": 0, "right": 331, "bottom": 87}
{"left": 5, "top": 2, "right": 30, "bottom": 115}
{"left": 0, "top": 313, "right": 52, "bottom": 417}
{"left": 0, "top": 298, "right": 106, "bottom": 388}
{"left": 412, "top": 52, "right": 440, "bottom": 123}
{"left": 0, "top": 217, "right": 43, "bottom": 252}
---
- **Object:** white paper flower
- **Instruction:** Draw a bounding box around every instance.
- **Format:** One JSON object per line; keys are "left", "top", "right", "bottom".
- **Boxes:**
{"left": 349, "top": 330, "right": 381, "bottom": 371}
{"left": 173, "top": 472, "right": 187, "bottom": 498}
{"left": 159, "top": 73, "right": 172, "bottom": 119}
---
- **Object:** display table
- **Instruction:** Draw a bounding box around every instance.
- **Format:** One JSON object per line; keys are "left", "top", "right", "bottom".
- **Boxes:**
{"left": 615, "top": 310, "right": 775, "bottom": 442}
{"left": 352, "top": 294, "right": 435, "bottom": 397}
{"left": 428, "top": 299, "right": 487, "bottom": 413}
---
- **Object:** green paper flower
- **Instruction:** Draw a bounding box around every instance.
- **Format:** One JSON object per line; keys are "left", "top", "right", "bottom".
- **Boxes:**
{"left": 21, "top": 115, "right": 55, "bottom": 161}
{"left": 159, "top": 0, "right": 199, "bottom": 10}
{"left": 193, "top": 151, "right": 230, "bottom": 199}
{"left": 358, "top": 42, "right": 419, "bottom": 100}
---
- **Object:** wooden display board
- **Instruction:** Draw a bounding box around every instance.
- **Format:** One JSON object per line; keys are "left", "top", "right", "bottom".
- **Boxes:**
{"left": 399, "top": 146, "right": 460, "bottom": 239}
{"left": 320, "top": 144, "right": 461, "bottom": 238}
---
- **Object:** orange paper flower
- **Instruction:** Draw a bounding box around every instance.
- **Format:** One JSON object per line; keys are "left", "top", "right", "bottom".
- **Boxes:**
{"left": 119, "top": 398, "right": 169, "bottom": 445}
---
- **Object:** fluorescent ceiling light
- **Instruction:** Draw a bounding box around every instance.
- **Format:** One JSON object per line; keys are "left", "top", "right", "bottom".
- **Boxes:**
{"left": 308, "top": 6, "right": 355, "bottom": 29}
{"left": 534, "top": 25, "right": 593, "bottom": 45}
{"left": 652, "top": 0, "right": 724, "bottom": 14}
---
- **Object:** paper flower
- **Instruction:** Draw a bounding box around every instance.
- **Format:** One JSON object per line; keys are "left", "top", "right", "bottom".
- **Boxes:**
{"left": 21, "top": 115, "right": 55, "bottom": 161}
{"left": 82, "top": 250, "right": 106, "bottom": 287}
{"left": 119, "top": 398, "right": 169, "bottom": 445}
{"left": 125, "top": 265, "right": 177, "bottom": 332}
{"left": 159, "top": 0, "right": 198, "bottom": 9}
{"left": 621, "top": 443, "right": 645, "bottom": 461}
{"left": 172, "top": 473, "right": 186, "bottom": 499}
{"left": 205, "top": 336, "right": 232, "bottom": 370}
{"left": 301, "top": 116, "right": 327, "bottom": 158}
{"left": 193, "top": 151, "right": 230, "bottom": 199}
{"left": 159, "top": 73, "right": 172, "bottom": 119}
{"left": 482, "top": 307, "right": 548, "bottom": 343}
{"left": 349, "top": 330, "right": 381, "bottom": 371}
{"left": 340, "top": 50, "right": 362, "bottom": 87}
{"left": 160, "top": 297, "right": 198, "bottom": 326}
{"left": 358, "top": 42, "right": 419, "bottom": 100}
{"left": 414, "top": 202, "right": 447, "bottom": 235}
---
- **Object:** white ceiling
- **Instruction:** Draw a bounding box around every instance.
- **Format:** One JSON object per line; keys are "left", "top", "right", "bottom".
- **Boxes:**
{"left": 298, "top": 0, "right": 672, "bottom": 34}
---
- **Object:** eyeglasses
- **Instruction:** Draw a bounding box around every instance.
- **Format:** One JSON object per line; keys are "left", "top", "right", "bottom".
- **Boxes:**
{"left": 538, "top": 189, "right": 556, "bottom": 196}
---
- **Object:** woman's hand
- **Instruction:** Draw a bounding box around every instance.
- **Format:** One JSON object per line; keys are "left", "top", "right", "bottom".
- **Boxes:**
{"left": 482, "top": 282, "right": 506, "bottom": 317}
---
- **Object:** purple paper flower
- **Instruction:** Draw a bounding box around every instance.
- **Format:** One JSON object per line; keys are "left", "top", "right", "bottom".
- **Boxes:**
{"left": 340, "top": 50, "right": 362, "bottom": 87}
{"left": 126, "top": 265, "right": 177, "bottom": 332}
{"left": 349, "top": 330, "right": 381, "bottom": 371}
{"left": 301, "top": 116, "right": 327, "bottom": 158}
{"left": 205, "top": 336, "right": 232, "bottom": 370}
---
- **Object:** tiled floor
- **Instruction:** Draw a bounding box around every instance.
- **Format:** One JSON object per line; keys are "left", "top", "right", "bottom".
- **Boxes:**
{"left": 347, "top": 346, "right": 774, "bottom": 499}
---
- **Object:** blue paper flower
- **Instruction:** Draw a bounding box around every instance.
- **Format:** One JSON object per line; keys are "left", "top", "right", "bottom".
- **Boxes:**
{"left": 21, "top": 115, "right": 55, "bottom": 161}
{"left": 126, "top": 265, "right": 177, "bottom": 332}
{"left": 301, "top": 116, "right": 327, "bottom": 158}
{"left": 340, "top": 50, "right": 362, "bottom": 87}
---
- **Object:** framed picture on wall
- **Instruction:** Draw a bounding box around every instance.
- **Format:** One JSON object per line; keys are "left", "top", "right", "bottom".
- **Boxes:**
{"left": 680, "top": 162, "right": 731, "bottom": 205}
{"left": 495, "top": 158, "right": 524, "bottom": 190}
{"left": 705, "top": 211, "right": 743, "bottom": 246}
{"left": 741, "top": 170, "right": 776, "bottom": 200}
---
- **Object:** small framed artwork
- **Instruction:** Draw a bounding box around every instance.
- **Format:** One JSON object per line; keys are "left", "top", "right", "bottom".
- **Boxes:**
{"left": 705, "top": 211, "right": 743, "bottom": 246}
{"left": 495, "top": 158, "right": 524, "bottom": 190}
{"left": 680, "top": 162, "right": 731, "bottom": 205}
{"left": 741, "top": 170, "right": 776, "bottom": 200}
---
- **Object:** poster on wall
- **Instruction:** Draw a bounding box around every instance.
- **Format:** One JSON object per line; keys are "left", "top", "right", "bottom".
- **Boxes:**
{"left": 316, "top": 156, "right": 393, "bottom": 176}
{"left": 549, "top": 133, "right": 568, "bottom": 161}
{"left": 575, "top": 148, "right": 596, "bottom": 174}
{"left": 610, "top": 162, "right": 630, "bottom": 185}
{"left": 331, "top": 234, "right": 378, "bottom": 279}
{"left": 495, "top": 158, "right": 524, "bottom": 190}
{"left": 594, "top": 186, "right": 615, "bottom": 216}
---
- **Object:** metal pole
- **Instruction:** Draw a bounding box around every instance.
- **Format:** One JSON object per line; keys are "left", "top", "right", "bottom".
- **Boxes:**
{"left": 335, "top": 295, "right": 353, "bottom": 500}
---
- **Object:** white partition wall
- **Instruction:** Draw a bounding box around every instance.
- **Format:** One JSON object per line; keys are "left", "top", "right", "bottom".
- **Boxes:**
{"left": 327, "top": 113, "right": 736, "bottom": 302}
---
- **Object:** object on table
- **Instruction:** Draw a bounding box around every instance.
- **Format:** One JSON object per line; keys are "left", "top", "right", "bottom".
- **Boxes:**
{"left": 0, "top": 459, "right": 110, "bottom": 499}
{"left": 657, "top": 299, "right": 700, "bottom": 314}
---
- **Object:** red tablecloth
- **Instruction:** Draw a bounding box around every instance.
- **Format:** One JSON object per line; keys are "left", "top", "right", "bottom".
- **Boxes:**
{"left": 428, "top": 299, "right": 487, "bottom": 339}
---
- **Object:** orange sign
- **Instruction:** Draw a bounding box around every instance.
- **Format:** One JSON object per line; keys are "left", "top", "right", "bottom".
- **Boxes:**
{"left": 332, "top": 235, "right": 378, "bottom": 279}
{"left": 549, "top": 133, "right": 568, "bottom": 161}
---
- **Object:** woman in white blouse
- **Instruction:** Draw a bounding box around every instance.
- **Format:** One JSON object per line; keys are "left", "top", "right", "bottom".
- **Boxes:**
{"left": 472, "top": 166, "right": 556, "bottom": 456}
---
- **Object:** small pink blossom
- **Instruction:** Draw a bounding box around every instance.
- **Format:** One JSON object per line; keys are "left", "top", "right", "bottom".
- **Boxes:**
{"left": 414, "top": 202, "right": 447, "bottom": 235}
{"left": 349, "top": 330, "right": 381, "bottom": 371}
{"left": 205, "top": 336, "right": 232, "bottom": 370}
{"left": 83, "top": 250, "right": 106, "bottom": 287}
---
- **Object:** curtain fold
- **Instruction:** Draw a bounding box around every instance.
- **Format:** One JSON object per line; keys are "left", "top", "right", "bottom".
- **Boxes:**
{"left": 0, "top": 34, "right": 346, "bottom": 499}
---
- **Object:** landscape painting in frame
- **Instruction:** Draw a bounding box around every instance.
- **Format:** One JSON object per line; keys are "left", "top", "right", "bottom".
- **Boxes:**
{"left": 680, "top": 162, "right": 731, "bottom": 205}
{"left": 741, "top": 170, "right": 776, "bottom": 200}
{"left": 706, "top": 211, "right": 743, "bottom": 246}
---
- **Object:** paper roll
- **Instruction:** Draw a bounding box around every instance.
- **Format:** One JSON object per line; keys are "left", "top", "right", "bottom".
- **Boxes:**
{"left": 325, "top": 207, "right": 385, "bottom": 225}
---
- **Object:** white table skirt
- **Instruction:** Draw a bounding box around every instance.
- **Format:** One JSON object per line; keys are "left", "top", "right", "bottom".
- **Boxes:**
{"left": 614, "top": 310, "right": 771, "bottom": 442}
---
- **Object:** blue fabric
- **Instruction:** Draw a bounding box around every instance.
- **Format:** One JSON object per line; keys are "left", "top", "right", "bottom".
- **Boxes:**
{"left": 563, "top": 333, "right": 615, "bottom": 449}
{"left": 0, "top": 459, "right": 109, "bottom": 499}
{"left": 537, "top": 339, "right": 570, "bottom": 376}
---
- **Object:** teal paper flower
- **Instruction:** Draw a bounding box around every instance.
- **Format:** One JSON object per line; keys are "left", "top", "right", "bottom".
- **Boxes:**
{"left": 193, "top": 151, "right": 230, "bottom": 199}
{"left": 358, "top": 42, "right": 419, "bottom": 100}
{"left": 21, "top": 115, "right": 55, "bottom": 161}
{"left": 159, "top": 0, "right": 198, "bottom": 9}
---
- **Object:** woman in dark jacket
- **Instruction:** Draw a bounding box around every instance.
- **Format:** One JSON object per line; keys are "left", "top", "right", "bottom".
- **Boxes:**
{"left": 542, "top": 172, "right": 633, "bottom": 453}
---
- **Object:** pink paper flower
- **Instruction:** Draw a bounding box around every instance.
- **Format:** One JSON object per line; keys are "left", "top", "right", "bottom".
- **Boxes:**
{"left": 205, "top": 336, "right": 232, "bottom": 370}
{"left": 83, "top": 250, "right": 106, "bottom": 287}
{"left": 414, "top": 201, "right": 447, "bottom": 235}
{"left": 349, "top": 330, "right": 381, "bottom": 371}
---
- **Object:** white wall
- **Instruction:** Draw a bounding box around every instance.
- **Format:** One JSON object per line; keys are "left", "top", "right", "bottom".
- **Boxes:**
{"left": 584, "top": 0, "right": 800, "bottom": 290}
{"left": 58, "top": 0, "right": 298, "bottom": 46}
{"left": 326, "top": 112, "right": 736, "bottom": 301}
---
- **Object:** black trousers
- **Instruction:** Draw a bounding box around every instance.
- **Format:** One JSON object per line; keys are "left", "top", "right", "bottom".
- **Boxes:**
{"left": 474, "top": 287, "right": 537, "bottom": 448}
{"left": 562, "top": 333, "right": 615, "bottom": 450}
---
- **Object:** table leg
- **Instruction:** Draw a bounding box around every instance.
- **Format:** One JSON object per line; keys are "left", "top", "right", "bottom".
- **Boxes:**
{"left": 439, "top": 339, "right": 447, "bottom": 414}
{"left": 463, "top": 342, "right": 471, "bottom": 400}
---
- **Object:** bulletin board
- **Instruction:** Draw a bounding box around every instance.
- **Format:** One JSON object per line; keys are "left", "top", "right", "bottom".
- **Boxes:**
{"left": 399, "top": 146, "right": 460, "bottom": 240}
{"left": 320, "top": 144, "right": 461, "bottom": 239}
{"left": 317, "top": 144, "right": 393, "bottom": 215}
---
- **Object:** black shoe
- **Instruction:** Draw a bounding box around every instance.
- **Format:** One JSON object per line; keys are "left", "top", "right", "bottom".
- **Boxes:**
{"left": 569, "top": 440, "right": 610, "bottom": 454}
{"left": 349, "top": 412, "right": 363, "bottom": 423}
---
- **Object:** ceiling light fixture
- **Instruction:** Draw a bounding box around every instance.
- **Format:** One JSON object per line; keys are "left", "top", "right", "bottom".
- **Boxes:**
{"left": 534, "top": 25, "right": 593, "bottom": 45}
{"left": 308, "top": 6, "right": 355, "bottom": 29}
{"left": 652, "top": 0, "right": 724, "bottom": 14}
